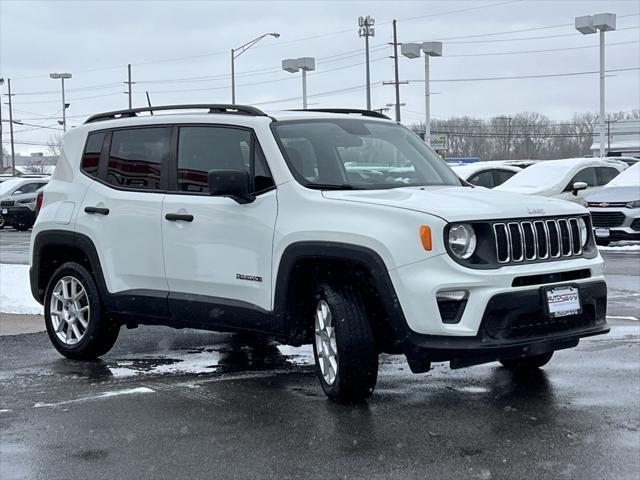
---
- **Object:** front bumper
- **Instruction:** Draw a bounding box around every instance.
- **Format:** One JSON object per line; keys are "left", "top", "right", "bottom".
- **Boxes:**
{"left": 590, "top": 206, "right": 640, "bottom": 241}
{"left": 1, "top": 206, "right": 35, "bottom": 227}
{"left": 402, "top": 280, "right": 608, "bottom": 372}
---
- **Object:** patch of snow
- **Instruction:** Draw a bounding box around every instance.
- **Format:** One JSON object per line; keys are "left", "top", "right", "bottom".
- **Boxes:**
{"left": 34, "top": 387, "right": 154, "bottom": 408}
{"left": 0, "top": 264, "right": 43, "bottom": 314}
{"left": 277, "top": 345, "right": 315, "bottom": 365}
{"left": 108, "top": 351, "right": 222, "bottom": 378}
{"left": 598, "top": 244, "right": 640, "bottom": 251}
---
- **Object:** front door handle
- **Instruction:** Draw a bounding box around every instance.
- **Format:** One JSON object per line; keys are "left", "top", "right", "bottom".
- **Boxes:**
{"left": 165, "top": 213, "right": 194, "bottom": 222}
{"left": 85, "top": 206, "right": 110, "bottom": 215}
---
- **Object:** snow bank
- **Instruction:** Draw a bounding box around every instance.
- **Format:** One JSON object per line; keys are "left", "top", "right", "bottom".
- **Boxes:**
{"left": 599, "top": 244, "right": 640, "bottom": 251}
{"left": 0, "top": 264, "right": 43, "bottom": 314}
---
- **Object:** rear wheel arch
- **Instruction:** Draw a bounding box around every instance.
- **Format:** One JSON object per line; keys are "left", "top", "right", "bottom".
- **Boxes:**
{"left": 31, "top": 230, "right": 107, "bottom": 305}
{"left": 273, "top": 241, "right": 409, "bottom": 350}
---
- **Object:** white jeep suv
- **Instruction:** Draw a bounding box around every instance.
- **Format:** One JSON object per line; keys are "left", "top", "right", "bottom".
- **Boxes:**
{"left": 30, "top": 105, "right": 608, "bottom": 402}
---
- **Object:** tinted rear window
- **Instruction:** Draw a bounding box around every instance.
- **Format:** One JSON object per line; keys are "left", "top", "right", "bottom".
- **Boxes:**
{"left": 81, "top": 132, "right": 105, "bottom": 178}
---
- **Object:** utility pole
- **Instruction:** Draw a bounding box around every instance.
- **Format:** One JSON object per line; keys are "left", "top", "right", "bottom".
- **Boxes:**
{"left": 125, "top": 64, "right": 134, "bottom": 109}
{"left": 392, "top": 20, "right": 401, "bottom": 123}
{"left": 6, "top": 79, "right": 15, "bottom": 174}
{"left": 358, "top": 16, "right": 375, "bottom": 110}
{"left": 606, "top": 119, "right": 611, "bottom": 154}
{"left": 497, "top": 116, "right": 512, "bottom": 160}
{"left": 0, "top": 77, "right": 4, "bottom": 168}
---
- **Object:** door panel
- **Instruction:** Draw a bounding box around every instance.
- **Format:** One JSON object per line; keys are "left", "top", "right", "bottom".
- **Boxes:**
{"left": 78, "top": 182, "right": 168, "bottom": 294}
{"left": 162, "top": 191, "right": 277, "bottom": 312}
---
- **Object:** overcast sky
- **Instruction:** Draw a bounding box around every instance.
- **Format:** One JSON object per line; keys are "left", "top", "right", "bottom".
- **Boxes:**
{"left": 1, "top": 0, "right": 639, "bottom": 154}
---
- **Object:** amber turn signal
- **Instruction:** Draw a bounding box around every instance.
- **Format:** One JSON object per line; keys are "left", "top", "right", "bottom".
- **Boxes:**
{"left": 420, "top": 225, "right": 432, "bottom": 251}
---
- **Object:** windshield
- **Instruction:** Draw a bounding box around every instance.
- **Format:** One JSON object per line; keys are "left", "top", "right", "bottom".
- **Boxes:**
{"left": 606, "top": 162, "right": 639, "bottom": 187}
{"left": 272, "top": 119, "right": 460, "bottom": 189}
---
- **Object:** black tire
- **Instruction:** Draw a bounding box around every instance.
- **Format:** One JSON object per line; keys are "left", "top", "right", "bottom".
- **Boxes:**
{"left": 595, "top": 238, "right": 610, "bottom": 246}
{"left": 312, "top": 282, "right": 378, "bottom": 403}
{"left": 499, "top": 352, "right": 554, "bottom": 371}
{"left": 44, "top": 262, "right": 120, "bottom": 360}
{"left": 13, "top": 222, "right": 31, "bottom": 232}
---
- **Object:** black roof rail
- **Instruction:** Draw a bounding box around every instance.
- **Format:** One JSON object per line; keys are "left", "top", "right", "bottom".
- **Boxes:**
{"left": 84, "top": 104, "right": 268, "bottom": 124}
{"left": 288, "top": 108, "right": 391, "bottom": 120}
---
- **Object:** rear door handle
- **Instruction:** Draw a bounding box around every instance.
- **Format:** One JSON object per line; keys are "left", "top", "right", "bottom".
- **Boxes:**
{"left": 165, "top": 213, "right": 194, "bottom": 222}
{"left": 84, "top": 206, "right": 109, "bottom": 215}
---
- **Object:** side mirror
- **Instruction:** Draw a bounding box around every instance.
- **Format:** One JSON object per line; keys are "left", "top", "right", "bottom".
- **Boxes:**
{"left": 208, "top": 169, "right": 255, "bottom": 204}
{"left": 572, "top": 181, "right": 588, "bottom": 196}
{"left": 12, "top": 190, "right": 23, "bottom": 196}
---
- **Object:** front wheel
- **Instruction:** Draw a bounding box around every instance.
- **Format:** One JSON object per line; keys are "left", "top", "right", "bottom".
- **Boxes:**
{"left": 312, "top": 283, "right": 378, "bottom": 403}
{"left": 44, "top": 262, "right": 120, "bottom": 360}
{"left": 499, "top": 352, "right": 554, "bottom": 370}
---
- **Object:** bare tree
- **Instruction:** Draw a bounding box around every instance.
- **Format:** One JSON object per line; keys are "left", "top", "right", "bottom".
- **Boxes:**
{"left": 47, "top": 134, "right": 63, "bottom": 158}
{"left": 23, "top": 155, "right": 47, "bottom": 174}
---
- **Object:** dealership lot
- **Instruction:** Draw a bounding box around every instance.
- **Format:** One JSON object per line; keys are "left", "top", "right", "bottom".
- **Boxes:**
{"left": 0, "top": 229, "right": 638, "bottom": 479}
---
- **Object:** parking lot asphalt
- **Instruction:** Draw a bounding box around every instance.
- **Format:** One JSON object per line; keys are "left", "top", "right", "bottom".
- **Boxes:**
{"left": 0, "top": 229, "right": 639, "bottom": 479}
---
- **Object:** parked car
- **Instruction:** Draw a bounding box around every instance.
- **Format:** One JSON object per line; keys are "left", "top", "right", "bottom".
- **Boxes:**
{"left": 0, "top": 177, "right": 49, "bottom": 229}
{"left": 605, "top": 156, "right": 638, "bottom": 167}
{"left": 584, "top": 162, "right": 640, "bottom": 245}
{"left": 496, "top": 158, "right": 625, "bottom": 204}
{"left": 31, "top": 104, "right": 608, "bottom": 402}
{"left": 451, "top": 162, "right": 521, "bottom": 188}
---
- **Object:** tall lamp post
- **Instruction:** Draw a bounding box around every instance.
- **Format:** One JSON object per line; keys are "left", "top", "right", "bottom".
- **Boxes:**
{"left": 49, "top": 73, "right": 72, "bottom": 132}
{"left": 231, "top": 33, "right": 280, "bottom": 104}
{"left": 401, "top": 42, "right": 443, "bottom": 145}
{"left": 575, "top": 13, "right": 616, "bottom": 158}
{"left": 282, "top": 58, "right": 316, "bottom": 109}
{"left": 0, "top": 77, "right": 4, "bottom": 168}
{"left": 358, "top": 16, "right": 375, "bottom": 110}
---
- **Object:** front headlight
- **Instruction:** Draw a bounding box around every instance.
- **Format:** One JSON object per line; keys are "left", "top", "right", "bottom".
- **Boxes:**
{"left": 626, "top": 200, "right": 640, "bottom": 208}
{"left": 448, "top": 224, "right": 477, "bottom": 259}
{"left": 578, "top": 217, "right": 588, "bottom": 246}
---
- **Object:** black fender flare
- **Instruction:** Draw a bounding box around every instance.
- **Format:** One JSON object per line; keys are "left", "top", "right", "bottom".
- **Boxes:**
{"left": 273, "top": 241, "right": 411, "bottom": 343}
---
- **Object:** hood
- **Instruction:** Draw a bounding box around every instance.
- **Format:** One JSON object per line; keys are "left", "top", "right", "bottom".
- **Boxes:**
{"left": 494, "top": 184, "right": 548, "bottom": 195}
{"left": 585, "top": 186, "right": 639, "bottom": 203}
{"left": 322, "top": 186, "right": 584, "bottom": 222}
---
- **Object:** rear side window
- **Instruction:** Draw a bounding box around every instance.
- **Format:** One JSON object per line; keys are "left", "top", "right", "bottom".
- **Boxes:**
{"left": 107, "top": 128, "right": 170, "bottom": 191}
{"left": 176, "top": 126, "right": 274, "bottom": 194}
{"left": 81, "top": 132, "right": 105, "bottom": 179}
{"left": 493, "top": 169, "right": 516, "bottom": 186}
{"left": 596, "top": 167, "right": 620, "bottom": 185}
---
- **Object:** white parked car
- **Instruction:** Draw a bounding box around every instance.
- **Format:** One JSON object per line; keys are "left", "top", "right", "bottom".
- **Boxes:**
{"left": 0, "top": 177, "right": 49, "bottom": 229}
{"left": 496, "top": 158, "right": 625, "bottom": 204}
{"left": 451, "top": 162, "right": 521, "bottom": 188}
{"left": 584, "top": 162, "right": 640, "bottom": 245}
{"left": 30, "top": 105, "right": 608, "bottom": 402}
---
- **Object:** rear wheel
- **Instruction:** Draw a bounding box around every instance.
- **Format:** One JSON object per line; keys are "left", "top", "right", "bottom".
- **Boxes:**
{"left": 499, "top": 352, "right": 553, "bottom": 370}
{"left": 312, "top": 282, "right": 378, "bottom": 403}
{"left": 44, "top": 262, "right": 120, "bottom": 360}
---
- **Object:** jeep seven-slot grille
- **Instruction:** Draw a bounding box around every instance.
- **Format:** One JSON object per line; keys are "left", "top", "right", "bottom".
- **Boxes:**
{"left": 0, "top": 200, "right": 15, "bottom": 207}
{"left": 493, "top": 217, "right": 583, "bottom": 264}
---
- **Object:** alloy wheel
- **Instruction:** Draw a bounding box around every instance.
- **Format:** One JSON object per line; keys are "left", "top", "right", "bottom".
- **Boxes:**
{"left": 49, "top": 275, "right": 91, "bottom": 345}
{"left": 315, "top": 299, "right": 338, "bottom": 385}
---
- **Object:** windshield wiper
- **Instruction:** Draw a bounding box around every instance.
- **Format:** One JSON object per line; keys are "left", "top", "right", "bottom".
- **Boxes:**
{"left": 306, "top": 183, "right": 356, "bottom": 190}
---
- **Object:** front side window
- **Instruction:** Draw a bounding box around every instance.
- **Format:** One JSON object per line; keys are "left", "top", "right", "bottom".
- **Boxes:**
{"left": 81, "top": 132, "right": 105, "bottom": 179}
{"left": 493, "top": 169, "right": 517, "bottom": 186}
{"left": 468, "top": 170, "right": 494, "bottom": 188}
{"left": 15, "top": 182, "right": 45, "bottom": 194}
{"left": 107, "top": 127, "right": 171, "bottom": 190}
{"left": 565, "top": 167, "right": 596, "bottom": 191}
{"left": 177, "top": 126, "right": 274, "bottom": 194}
{"left": 272, "top": 119, "right": 460, "bottom": 189}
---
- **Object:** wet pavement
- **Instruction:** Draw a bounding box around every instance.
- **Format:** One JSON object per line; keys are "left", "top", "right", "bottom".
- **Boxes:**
{"left": 0, "top": 230, "right": 639, "bottom": 479}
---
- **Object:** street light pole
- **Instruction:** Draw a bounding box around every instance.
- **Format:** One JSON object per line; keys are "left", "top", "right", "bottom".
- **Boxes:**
{"left": 358, "top": 16, "right": 375, "bottom": 110}
{"left": 230, "top": 32, "right": 280, "bottom": 104}
{"left": 0, "top": 77, "right": 4, "bottom": 168}
{"left": 401, "top": 42, "right": 442, "bottom": 145}
{"left": 49, "top": 73, "right": 72, "bottom": 132}
{"left": 575, "top": 13, "right": 616, "bottom": 158}
{"left": 282, "top": 57, "right": 316, "bottom": 109}
{"left": 6, "top": 78, "right": 15, "bottom": 174}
